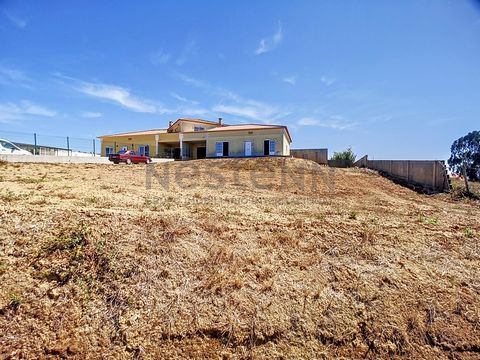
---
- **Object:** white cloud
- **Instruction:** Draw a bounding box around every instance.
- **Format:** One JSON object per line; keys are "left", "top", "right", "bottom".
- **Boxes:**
{"left": 177, "top": 73, "right": 289, "bottom": 123}
{"left": 176, "top": 39, "right": 195, "bottom": 65}
{"left": 177, "top": 107, "right": 210, "bottom": 116}
{"left": 170, "top": 92, "right": 199, "bottom": 105}
{"left": 320, "top": 75, "right": 336, "bottom": 87}
{"left": 0, "top": 66, "right": 33, "bottom": 89}
{"left": 76, "top": 82, "right": 158, "bottom": 113}
{"left": 255, "top": 21, "right": 283, "bottom": 55}
{"left": 81, "top": 112, "right": 102, "bottom": 118}
{"left": 282, "top": 76, "right": 296, "bottom": 85}
{"left": 297, "top": 116, "right": 357, "bottom": 130}
{"left": 213, "top": 99, "right": 288, "bottom": 124}
{"left": 3, "top": 10, "right": 26, "bottom": 28}
{"left": 150, "top": 50, "right": 171, "bottom": 65}
{"left": 0, "top": 101, "right": 57, "bottom": 123}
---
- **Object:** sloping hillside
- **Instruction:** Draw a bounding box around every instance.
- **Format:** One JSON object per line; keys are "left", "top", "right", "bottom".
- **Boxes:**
{"left": 0, "top": 158, "right": 479, "bottom": 359}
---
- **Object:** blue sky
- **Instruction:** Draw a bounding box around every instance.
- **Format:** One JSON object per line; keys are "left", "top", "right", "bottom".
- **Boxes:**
{"left": 1, "top": 0, "right": 480, "bottom": 159}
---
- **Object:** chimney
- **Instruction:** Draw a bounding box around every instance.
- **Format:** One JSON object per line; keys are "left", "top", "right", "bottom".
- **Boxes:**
{"left": 218, "top": 117, "right": 224, "bottom": 126}
{"left": 168, "top": 121, "right": 173, "bottom": 127}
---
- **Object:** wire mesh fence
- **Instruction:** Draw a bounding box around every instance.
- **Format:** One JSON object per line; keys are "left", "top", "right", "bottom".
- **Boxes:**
{"left": 0, "top": 129, "right": 100, "bottom": 156}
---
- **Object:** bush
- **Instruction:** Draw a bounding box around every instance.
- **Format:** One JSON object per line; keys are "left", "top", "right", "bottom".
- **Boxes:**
{"left": 331, "top": 147, "right": 356, "bottom": 167}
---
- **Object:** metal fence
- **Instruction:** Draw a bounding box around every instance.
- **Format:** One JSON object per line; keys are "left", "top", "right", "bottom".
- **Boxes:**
{"left": 0, "top": 129, "right": 100, "bottom": 156}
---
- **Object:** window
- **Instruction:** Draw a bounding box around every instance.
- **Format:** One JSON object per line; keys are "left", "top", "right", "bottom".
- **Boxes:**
{"left": 194, "top": 126, "right": 205, "bottom": 131}
{"left": 105, "top": 147, "right": 114, "bottom": 155}
{"left": 264, "top": 140, "right": 276, "bottom": 156}
{"left": 269, "top": 140, "right": 276, "bottom": 155}
{"left": 0, "top": 141, "right": 15, "bottom": 150}
{"left": 120, "top": 146, "right": 128, "bottom": 152}
{"left": 215, "top": 142, "right": 223, "bottom": 157}
{"left": 215, "top": 141, "right": 229, "bottom": 157}
{"left": 139, "top": 145, "right": 150, "bottom": 156}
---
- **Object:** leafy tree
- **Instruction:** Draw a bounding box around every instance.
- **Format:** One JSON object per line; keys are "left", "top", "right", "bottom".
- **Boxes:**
{"left": 448, "top": 131, "right": 480, "bottom": 181}
{"left": 331, "top": 147, "right": 356, "bottom": 166}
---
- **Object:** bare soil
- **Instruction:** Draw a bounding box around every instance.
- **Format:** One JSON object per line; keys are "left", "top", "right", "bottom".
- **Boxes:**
{"left": 0, "top": 158, "right": 479, "bottom": 359}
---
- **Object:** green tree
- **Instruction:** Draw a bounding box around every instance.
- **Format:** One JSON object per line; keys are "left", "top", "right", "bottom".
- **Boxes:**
{"left": 331, "top": 147, "right": 356, "bottom": 166}
{"left": 448, "top": 131, "right": 480, "bottom": 181}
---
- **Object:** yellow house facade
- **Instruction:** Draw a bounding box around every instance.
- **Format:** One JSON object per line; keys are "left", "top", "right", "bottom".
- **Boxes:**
{"left": 98, "top": 118, "right": 292, "bottom": 160}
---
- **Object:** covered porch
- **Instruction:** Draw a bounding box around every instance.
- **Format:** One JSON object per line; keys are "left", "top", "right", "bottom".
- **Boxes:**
{"left": 158, "top": 140, "right": 206, "bottom": 160}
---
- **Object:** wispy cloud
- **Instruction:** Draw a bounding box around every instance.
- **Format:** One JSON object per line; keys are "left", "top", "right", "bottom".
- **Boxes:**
{"left": 320, "top": 75, "right": 336, "bottom": 87}
{"left": 150, "top": 50, "right": 171, "bottom": 65}
{"left": 0, "top": 101, "right": 57, "bottom": 123}
{"left": 170, "top": 92, "right": 199, "bottom": 105}
{"left": 297, "top": 115, "right": 357, "bottom": 130}
{"left": 81, "top": 111, "right": 102, "bottom": 118}
{"left": 54, "top": 73, "right": 176, "bottom": 114}
{"left": 177, "top": 73, "right": 289, "bottom": 123}
{"left": 77, "top": 82, "right": 159, "bottom": 113}
{"left": 255, "top": 21, "right": 283, "bottom": 55}
{"left": 282, "top": 76, "right": 296, "bottom": 85}
{"left": 176, "top": 39, "right": 195, "bottom": 65}
{"left": 3, "top": 10, "right": 27, "bottom": 29}
{"left": 0, "top": 66, "right": 33, "bottom": 89}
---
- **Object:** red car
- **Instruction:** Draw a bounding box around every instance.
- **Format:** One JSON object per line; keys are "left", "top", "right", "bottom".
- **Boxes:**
{"left": 108, "top": 150, "right": 152, "bottom": 164}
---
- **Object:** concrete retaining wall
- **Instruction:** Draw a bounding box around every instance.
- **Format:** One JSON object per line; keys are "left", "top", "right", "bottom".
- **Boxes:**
{"left": 291, "top": 149, "right": 328, "bottom": 165}
{"left": 366, "top": 158, "right": 450, "bottom": 193}
{"left": 0, "top": 155, "right": 174, "bottom": 164}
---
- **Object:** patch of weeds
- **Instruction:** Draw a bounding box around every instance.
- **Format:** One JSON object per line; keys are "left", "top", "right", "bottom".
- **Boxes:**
{"left": 57, "top": 192, "right": 76, "bottom": 200}
{"left": 427, "top": 217, "right": 439, "bottom": 225}
{"left": 416, "top": 212, "right": 426, "bottom": 223}
{"left": 0, "top": 259, "right": 7, "bottom": 275}
{"left": 1, "top": 190, "right": 22, "bottom": 202}
{"left": 464, "top": 228, "right": 476, "bottom": 238}
{"left": 18, "top": 173, "right": 48, "bottom": 184}
{"left": 193, "top": 192, "right": 202, "bottom": 199}
{"left": 0, "top": 176, "right": 4, "bottom": 182}
{"left": 84, "top": 196, "right": 99, "bottom": 205}
{"left": 264, "top": 207, "right": 273, "bottom": 213}
{"left": 8, "top": 293, "right": 22, "bottom": 311}
{"left": 349, "top": 210, "right": 358, "bottom": 220}
{"left": 29, "top": 198, "right": 48, "bottom": 205}
{"left": 42, "top": 225, "right": 90, "bottom": 254}
{"left": 359, "top": 223, "right": 378, "bottom": 243}
{"left": 314, "top": 212, "right": 325, "bottom": 221}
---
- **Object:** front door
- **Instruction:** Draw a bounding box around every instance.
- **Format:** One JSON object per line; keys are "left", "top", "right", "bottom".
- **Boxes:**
{"left": 264, "top": 140, "right": 269, "bottom": 156}
{"left": 244, "top": 141, "right": 252, "bottom": 156}
{"left": 197, "top": 147, "right": 206, "bottom": 159}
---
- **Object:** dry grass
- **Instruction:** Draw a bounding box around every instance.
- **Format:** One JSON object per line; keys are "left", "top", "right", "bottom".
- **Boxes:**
{"left": 0, "top": 158, "right": 479, "bottom": 359}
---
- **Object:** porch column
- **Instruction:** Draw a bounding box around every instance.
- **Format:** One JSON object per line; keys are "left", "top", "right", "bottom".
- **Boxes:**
{"left": 155, "top": 134, "right": 159, "bottom": 157}
{"left": 179, "top": 133, "right": 184, "bottom": 160}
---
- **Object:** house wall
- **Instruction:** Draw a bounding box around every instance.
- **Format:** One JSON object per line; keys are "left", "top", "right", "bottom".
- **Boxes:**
{"left": 178, "top": 122, "right": 218, "bottom": 132}
{"left": 100, "top": 135, "right": 158, "bottom": 156}
{"left": 205, "top": 129, "right": 288, "bottom": 157}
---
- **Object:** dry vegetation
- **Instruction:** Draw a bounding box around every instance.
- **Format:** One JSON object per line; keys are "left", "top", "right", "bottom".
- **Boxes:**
{"left": 0, "top": 157, "right": 479, "bottom": 359}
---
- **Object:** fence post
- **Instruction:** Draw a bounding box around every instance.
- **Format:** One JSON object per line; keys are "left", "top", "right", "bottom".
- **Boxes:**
{"left": 67, "top": 136, "right": 70, "bottom": 156}
{"left": 433, "top": 161, "right": 437, "bottom": 189}
{"left": 407, "top": 160, "right": 410, "bottom": 182}
{"left": 34, "top": 133, "right": 37, "bottom": 155}
{"left": 93, "top": 139, "right": 96, "bottom": 157}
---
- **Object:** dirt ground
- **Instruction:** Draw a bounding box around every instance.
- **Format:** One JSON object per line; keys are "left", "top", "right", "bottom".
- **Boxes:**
{"left": 0, "top": 158, "right": 479, "bottom": 359}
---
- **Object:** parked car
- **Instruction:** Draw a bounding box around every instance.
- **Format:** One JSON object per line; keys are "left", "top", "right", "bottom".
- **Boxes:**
{"left": 0, "top": 139, "right": 32, "bottom": 155}
{"left": 108, "top": 150, "right": 152, "bottom": 164}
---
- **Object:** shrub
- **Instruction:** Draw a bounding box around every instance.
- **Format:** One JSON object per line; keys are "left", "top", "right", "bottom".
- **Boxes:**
{"left": 331, "top": 147, "right": 356, "bottom": 167}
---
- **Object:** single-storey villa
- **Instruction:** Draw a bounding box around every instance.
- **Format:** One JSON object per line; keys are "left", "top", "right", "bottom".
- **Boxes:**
{"left": 98, "top": 118, "right": 292, "bottom": 160}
